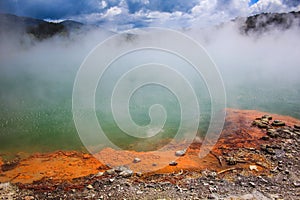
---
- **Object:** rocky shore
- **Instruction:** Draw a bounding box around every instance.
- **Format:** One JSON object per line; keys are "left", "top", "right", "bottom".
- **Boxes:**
{"left": 1, "top": 109, "right": 300, "bottom": 199}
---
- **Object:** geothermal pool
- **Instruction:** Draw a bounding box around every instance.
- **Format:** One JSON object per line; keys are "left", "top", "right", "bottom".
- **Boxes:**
{"left": 1, "top": 29, "right": 300, "bottom": 157}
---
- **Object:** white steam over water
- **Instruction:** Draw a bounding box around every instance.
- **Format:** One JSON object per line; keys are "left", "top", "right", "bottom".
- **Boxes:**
{"left": 0, "top": 18, "right": 300, "bottom": 153}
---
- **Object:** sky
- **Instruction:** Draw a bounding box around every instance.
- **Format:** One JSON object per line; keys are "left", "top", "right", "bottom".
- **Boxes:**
{"left": 0, "top": 0, "right": 300, "bottom": 29}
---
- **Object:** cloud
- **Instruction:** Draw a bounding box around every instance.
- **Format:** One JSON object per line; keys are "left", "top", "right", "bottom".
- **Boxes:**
{"left": 250, "top": 0, "right": 300, "bottom": 14}
{"left": 0, "top": 0, "right": 103, "bottom": 19}
{"left": 0, "top": 0, "right": 299, "bottom": 30}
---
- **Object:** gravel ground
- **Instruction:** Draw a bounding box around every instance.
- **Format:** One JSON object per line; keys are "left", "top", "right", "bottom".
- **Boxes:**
{"left": 1, "top": 116, "right": 300, "bottom": 199}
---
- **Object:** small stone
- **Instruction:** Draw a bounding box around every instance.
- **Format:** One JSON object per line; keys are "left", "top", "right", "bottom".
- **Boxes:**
{"left": 152, "top": 163, "right": 157, "bottom": 166}
{"left": 252, "top": 120, "right": 260, "bottom": 126}
{"left": 24, "top": 196, "right": 34, "bottom": 200}
{"left": 256, "top": 161, "right": 268, "bottom": 168}
{"left": 175, "top": 149, "right": 186, "bottom": 157}
{"left": 133, "top": 158, "right": 141, "bottom": 163}
{"left": 258, "top": 122, "right": 268, "bottom": 129}
{"left": 207, "top": 193, "right": 218, "bottom": 199}
{"left": 293, "top": 181, "right": 300, "bottom": 187}
{"left": 282, "top": 177, "right": 287, "bottom": 181}
{"left": 83, "top": 154, "right": 90, "bottom": 159}
{"left": 267, "top": 129, "right": 278, "bottom": 138}
{"left": 119, "top": 169, "right": 133, "bottom": 178}
{"left": 136, "top": 172, "right": 143, "bottom": 177}
{"left": 260, "top": 144, "right": 267, "bottom": 151}
{"left": 96, "top": 172, "right": 104, "bottom": 177}
{"left": 109, "top": 178, "right": 114, "bottom": 183}
{"left": 266, "top": 148, "right": 276, "bottom": 155}
{"left": 115, "top": 166, "right": 129, "bottom": 173}
{"left": 261, "top": 135, "right": 270, "bottom": 140}
{"left": 262, "top": 115, "right": 272, "bottom": 120}
{"left": 240, "top": 182, "right": 247, "bottom": 186}
{"left": 105, "top": 169, "right": 115, "bottom": 175}
{"left": 294, "top": 124, "right": 300, "bottom": 129}
{"left": 226, "top": 157, "right": 237, "bottom": 165}
{"left": 169, "top": 161, "right": 178, "bottom": 166}
{"left": 272, "top": 120, "right": 285, "bottom": 126}
{"left": 249, "top": 182, "right": 256, "bottom": 187}
{"left": 261, "top": 118, "right": 269, "bottom": 123}
{"left": 249, "top": 165, "right": 258, "bottom": 171}
{"left": 136, "top": 190, "right": 143, "bottom": 195}
{"left": 86, "top": 184, "right": 93, "bottom": 190}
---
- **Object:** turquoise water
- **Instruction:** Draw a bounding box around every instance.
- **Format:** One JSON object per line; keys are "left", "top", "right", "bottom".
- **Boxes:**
{"left": 0, "top": 45, "right": 299, "bottom": 156}
{"left": 0, "top": 49, "right": 213, "bottom": 155}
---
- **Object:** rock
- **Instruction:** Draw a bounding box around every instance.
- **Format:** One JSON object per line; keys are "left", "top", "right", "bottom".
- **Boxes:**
{"left": 208, "top": 193, "right": 218, "bottom": 199}
{"left": 252, "top": 120, "right": 260, "bottom": 126}
{"left": 82, "top": 154, "right": 91, "bottom": 159}
{"left": 119, "top": 169, "right": 133, "bottom": 178}
{"left": 261, "top": 135, "right": 270, "bottom": 140}
{"left": 294, "top": 124, "right": 300, "bottom": 129}
{"left": 175, "top": 149, "right": 186, "bottom": 157}
{"left": 262, "top": 115, "right": 272, "bottom": 120}
{"left": 267, "top": 129, "right": 279, "bottom": 138}
{"left": 258, "top": 122, "right": 268, "bottom": 129}
{"left": 261, "top": 118, "right": 269, "bottom": 123}
{"left": 265, "top": 148, "right": 276, "bottom": 155}
{"left": 24, "top": 196, "right": 34, "bottom": 200}
{"left": 86, "top": 184, "right": 93, "bottom": 190}
{"left": 293, "top": 181, "right": 300, "bottom": 187}
{"left": 169, "top": 161, "right": 178, "bottom": 166}
{"left": 133, "top": 158, "right": 141, "bottom": 163}
{"left": 249, "top": 182, "right": 256, "bottom": 187}
{"left": 272, "top": 120, "right": 285, "bottom": 126}
{"left": 226, "top": 157, "right": 237, "bottom": 165}
{"left": 136, "top": 190, "right": 143, "bottom": 195}
{"left": 152, "top": 163, "right": 157, "bottom": 166}
{"left": 240, "top": 182, "right": 247, "bottom": 186}
{"left": 96, "top": 172, "right": 104, "bottom": 177}
{"left": 249, "top": 165, "right": 258, "bottom": 171}
{"left": 105, "top": 169, "right": 116, "bottom": 175}
{"left": 256, "top": 161, "right": 268, "bottom": 168}
{"left": 260, "top": 144, "right": 267, "bottom": 151}
{"left": 109, "top": 178, "right": 114, "bottom": 183}
{"left": 115, "top": 166, "right": 129, "bottom": 173}
{"left": 136, "top": 172, "right": 143, "bottom": 177}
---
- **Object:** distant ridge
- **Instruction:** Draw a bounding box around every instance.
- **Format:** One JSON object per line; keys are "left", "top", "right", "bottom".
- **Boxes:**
{"left": 1, "top": 11, "right": 300, "bottom": 40}
{"left": 0, "top": 13, "right": 83, "bottom": 40}
{"left": 239, "top": 11, "right": 300, "bottom": 34}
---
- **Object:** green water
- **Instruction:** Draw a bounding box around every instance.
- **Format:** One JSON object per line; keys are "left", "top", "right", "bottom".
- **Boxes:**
{"left": 0, "top": 49, "right": 300, "bottom": 156}
{"left": 0, "top": 48, "right": 214, "bottom": 155}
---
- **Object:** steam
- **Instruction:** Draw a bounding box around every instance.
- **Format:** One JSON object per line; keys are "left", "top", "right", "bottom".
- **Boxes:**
{"left": 187, "top": 20, "right": 300, "bottom": 118}
{"left": 0, "top": 14, "right": 300, "bottom": 153}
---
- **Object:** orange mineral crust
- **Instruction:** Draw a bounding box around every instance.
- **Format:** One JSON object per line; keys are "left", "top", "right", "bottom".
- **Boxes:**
{"left": 0, "top": 108, "right": 299, "bottom": 184}
{"left": 0, "top": 151, "right": 104, "bottom": 184}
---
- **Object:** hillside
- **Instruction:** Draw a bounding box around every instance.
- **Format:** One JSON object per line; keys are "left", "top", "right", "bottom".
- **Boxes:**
{"left": 0, "top": 13, "right": 83, "bottom": 40}
{"left": 239, "top": 11, "right": 300, "bottom": 34}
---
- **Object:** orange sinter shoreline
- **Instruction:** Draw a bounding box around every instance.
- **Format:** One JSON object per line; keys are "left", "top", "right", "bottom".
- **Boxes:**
{"left": 0, "top": 108, "right": 299, "bottom": 184}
